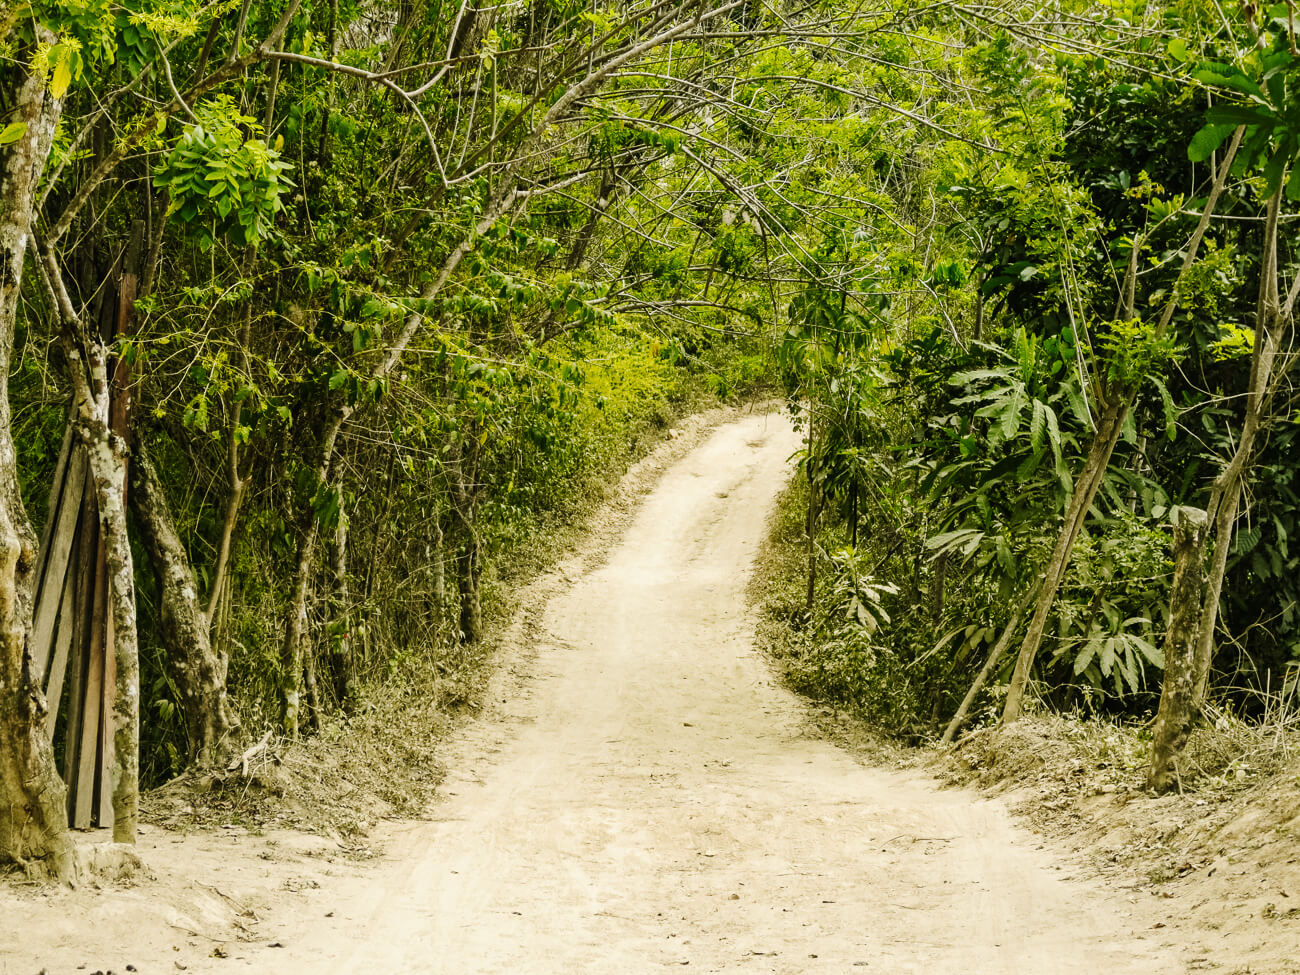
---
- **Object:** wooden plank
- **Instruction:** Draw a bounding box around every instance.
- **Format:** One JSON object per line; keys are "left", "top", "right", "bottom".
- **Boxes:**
{"left": 98, "top": 601, "right": 116, "bottom": 828}
{"left": 61, "top": 477, "right": 96, "bottom": 801}
{"left": 111, "top": 223, "right": 142, "bottom": 438}
{"left": 33, "top": 446, "right": 87, "bottom": 679}
{"left": 43, "top": 552, "right": 78, "bottom": 739}
{"left": 72, "top": 517, "right": 107, "bottom": 829}
{"left": 36, "top": 420, "right": 73, "bottom": 566}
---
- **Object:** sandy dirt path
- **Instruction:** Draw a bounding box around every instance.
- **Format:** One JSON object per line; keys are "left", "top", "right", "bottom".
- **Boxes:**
{"left": 4, "top": 412, "right": 1181, "bottom": 973}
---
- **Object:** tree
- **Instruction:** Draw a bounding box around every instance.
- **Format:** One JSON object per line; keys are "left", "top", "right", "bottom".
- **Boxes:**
{"left": 0, "top": 20, "right": 77, "bottom": 881}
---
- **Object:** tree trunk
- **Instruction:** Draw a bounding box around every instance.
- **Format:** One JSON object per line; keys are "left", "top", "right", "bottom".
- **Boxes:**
{"left": 131, "top": 442, "right": 238, "bottom": 766}
{"left": 431, "top": 511, "right": 446, "bottom": 609}
{"left": 281, "top": 522, "right": 315, "bottom": 739}
{"left": 941, "top": 587, "right": 1034, "bottom": 745}
{"left": 999, "top": 129, "right": 1239, "bottom": 725}
{"left": 1148, "top": 506, "right": 1209, "bottom": 793}
{"left": 302, "top": 633, "right": 321, "bottom": 733}
{"left": 448, "top": 425, "right": 484, "bottom": 643}
{"left": 0, "top": 52, "right": 77, "bottom": 881}
{"left": 804, "top": 424, "right": 819, "bottom": 615}
{"left": 1191, "top": 189, "right": 1289, "bottom": 707}
{"left": 69, "top": 341, "right": 139, "bottom": 847}
{"left": 1191, "top": 487, "right": 1239, "bottom": 705}
{"left": 457, "top": 534, "right": 482, "bottom": 643}
{"left": 42, "top": 224, "right": 148, "bottom": 846}
{"left": 1002, "top": 397, "right": 1128, "bottom": 722}
{"left": 280, "top": 411, "right": 348, "bottom": 737}
{"left": 329, "top": 499, "right": 353, "bottom": 707}
{"left": 805, "top": 490, "right": 818, "bottom": 614}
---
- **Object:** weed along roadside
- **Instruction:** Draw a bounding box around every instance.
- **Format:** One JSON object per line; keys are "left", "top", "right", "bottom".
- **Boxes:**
{"left": 5, "top": 3, "right": 1300, "bottom": 974}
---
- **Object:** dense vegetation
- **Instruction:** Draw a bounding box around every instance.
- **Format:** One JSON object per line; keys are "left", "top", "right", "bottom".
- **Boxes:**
{"left": 770, "top": 0, "right": 1300, "bottom": 764}
{"left": 2, "top": 0, "right": 1298, "bottom": 879}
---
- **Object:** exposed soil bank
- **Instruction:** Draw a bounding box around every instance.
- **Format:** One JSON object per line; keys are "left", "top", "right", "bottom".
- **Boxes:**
{"left": 939, "top": 716, "right": 1300, "bottom": 975}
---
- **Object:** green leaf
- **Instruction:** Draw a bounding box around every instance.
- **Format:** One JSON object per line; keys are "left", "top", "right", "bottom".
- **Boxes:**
{"left": 925, "top": 528, "right": 984, "bottom": 558}
{"left": 1235, "top": 525, "right": 1262, "bottom": 555}
{"left": 1288, "top": 157, "right": 1300, "bottom": 201}
{"left": 1064, "top": 383, "right": 1090, "bottom": 427}
{"left": 1043, "top": 404, "right": 1063, "bottom": 470}
{"left": 1188, "top": 123, "right": 1235, "bottom": 163}
{"left": 1099, "top": 636, "right": 1117, "bottom": 675}
{"left": 1151, "top": 376, "right": 1177, "bottom": 441}
{"left": 1204, "top": 104, "right": 1274, "bottom": 127}
{"left": 50, "top": 56, "right": 73, "bottom": 99}
{"left": 1131, "top": 634, "right": 1163, "bottom": 669}
{"left": 1000, "top": 387, "right": 1024, "bottom": 440}
{"left": 1263, "top": 143, "right": 1290, "bottom": 198}
{"left": 0, "top": 122, "right": 25, "bottom": 146}
{"left": 1074, "top": 643, "right": 1096, "bottom": 675}
{"left": 1192, "top": 66, "right": 1265, "bottom": 99}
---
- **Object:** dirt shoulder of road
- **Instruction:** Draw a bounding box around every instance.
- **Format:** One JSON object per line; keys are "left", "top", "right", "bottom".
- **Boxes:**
{"left": 927, "top": 714, "right": 1300, "bottom": 973}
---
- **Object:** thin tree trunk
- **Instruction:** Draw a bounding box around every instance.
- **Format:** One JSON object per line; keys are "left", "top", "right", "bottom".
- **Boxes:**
{"left": 1191, "top": 188, "right": 1289, "bottom": 706}
{"left": 205, "top": 321, "right": 251, "bottom": 629}
{"left": 280, "top": 412, "right": 347, "bottom": 737}
{"left": 1002, "top": 398, "right": 1127, "bottom": 722}
{"left": 1192, "top": 488, "right": 1239, "bottom": 703}
{"left": 848, "top": 479, "right": 859, "bottom": 549}
{"left": 566, "top": 172, "right": 618, "bottom": 270}
{"left": 362, "top": 453, "right": 396, "bottom": 606}
{"left": 431, "top": 511, "right": 446, "bottom": 609}
{"left": 68, "top": 324, "right": 140, "bottom": 848}
{"left": 457, "top": 534, "right": 482, "bottom": 643}
{"left": 941, "top": 588, "right": 1033, "bottom": 745}
{"left": 205, "top": 470, "right": 245, "bottom": 627}
{"left": 302, "top": 634, "right": 321, "bottom": 732}
{"left": 804, "top": 421, "right": 819, "bottom": 614}
{"left": 0, "top": 37, "right": 76, "bottom": 881}
{"left": 1148, "top": 506, "right": 1210, "bottom": 793}
{"left": 329, "top": 495, "right": 353, "bottom": 707}
{"left": 131, "top": 442, "right": 238, "bottom": 766}
{"left": 451, "top": 434, "right": 483, "bottom": 644}
{"left": 999, "top": 130, "right": 1243, "bottom": 725}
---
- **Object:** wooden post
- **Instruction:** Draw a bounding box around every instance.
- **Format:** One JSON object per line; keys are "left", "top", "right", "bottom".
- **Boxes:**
{"left": 1148, "top": 506, "right": 1210, "bottom": 793}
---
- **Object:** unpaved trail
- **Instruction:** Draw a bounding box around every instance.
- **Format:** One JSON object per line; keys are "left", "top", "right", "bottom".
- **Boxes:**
{"left": 253, "top": 412, "right": 1176, "bottom": 973}
{"left": 4, "top": 412, "right": 1183, "bottom": 973}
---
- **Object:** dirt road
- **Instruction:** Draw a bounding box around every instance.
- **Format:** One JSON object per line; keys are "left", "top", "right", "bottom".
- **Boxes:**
{"left": 4, "top": 412, "right": 1181, "bottom": 973}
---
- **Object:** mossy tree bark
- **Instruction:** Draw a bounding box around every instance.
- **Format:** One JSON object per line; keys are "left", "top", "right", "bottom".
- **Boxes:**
{"left": 0, "top": 45, "right": 77, "bottom": 881}
{"left": 1148, "top": 506, "right": 1209, "bottom": 793}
